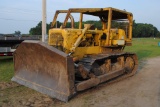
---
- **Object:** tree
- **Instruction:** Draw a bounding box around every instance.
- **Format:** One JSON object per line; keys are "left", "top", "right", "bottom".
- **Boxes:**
{"left": 29, "top": 20, "right": 160, "bottom": 38}
{"left": 156, "top": 32, "right": 160, "bottom": 37}
{"left": 14, "top": 31, "right": 21, "bottom": 36}
{"left": 29, "top": 21, "right": 51, "bottom": 35}
{"left": 132, "top": 21, "right": 160, "bottom": 38}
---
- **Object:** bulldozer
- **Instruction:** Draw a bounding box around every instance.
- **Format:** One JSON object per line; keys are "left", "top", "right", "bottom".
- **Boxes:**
{"left": 12, "top": 7, "right": 138, "bottom": 102}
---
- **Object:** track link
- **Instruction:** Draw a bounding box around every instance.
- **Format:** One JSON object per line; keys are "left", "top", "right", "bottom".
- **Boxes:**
{"left": 75, "top": 52, "right": 138, "bottom": 91}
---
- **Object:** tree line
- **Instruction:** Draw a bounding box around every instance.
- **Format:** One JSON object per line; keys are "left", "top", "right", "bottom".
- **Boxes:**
{"left": 29, "top": 20, "right": 160, "bottom": 38}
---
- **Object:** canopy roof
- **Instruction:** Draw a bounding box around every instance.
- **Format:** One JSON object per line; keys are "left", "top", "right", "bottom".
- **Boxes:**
{"left": 56, "top": 7, "right": 132, "bottom": 20}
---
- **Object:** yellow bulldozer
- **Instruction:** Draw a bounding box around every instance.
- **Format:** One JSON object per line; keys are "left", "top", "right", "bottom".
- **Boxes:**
{"left": 12, "top": 7, "right": 138, "bottom": 102}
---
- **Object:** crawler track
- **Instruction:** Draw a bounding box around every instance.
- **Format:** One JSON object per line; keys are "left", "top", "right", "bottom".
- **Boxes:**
{"left": 75, "top": 52, "right": 138, "bottom": 91}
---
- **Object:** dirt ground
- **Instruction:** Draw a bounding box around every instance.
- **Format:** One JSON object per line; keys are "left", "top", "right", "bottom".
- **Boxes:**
{"left": 0, "top": 57, "right": 160, "bottom": 107}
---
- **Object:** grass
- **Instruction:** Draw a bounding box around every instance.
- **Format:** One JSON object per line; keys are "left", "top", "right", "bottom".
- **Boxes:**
{"left": 0, "top": 38, "right": 160, "bottom": 82}
{"left": 0, "top": 56, "right": 14, "bottom": 82}
{"left": 125, "top": 38, "right": 160, "bottom": 60}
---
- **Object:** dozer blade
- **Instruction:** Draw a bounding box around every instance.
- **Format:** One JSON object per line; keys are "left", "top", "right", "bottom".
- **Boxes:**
{"left": 12, "top": 40, "right": 75, "bottom": 102}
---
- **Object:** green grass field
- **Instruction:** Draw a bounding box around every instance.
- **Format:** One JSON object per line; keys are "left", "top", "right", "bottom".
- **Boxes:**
{"left": 0, "top": 38, "right": 160, "bottom": 82}
{"left": 0, "top": 56, "right": 14, "bottom": 82}
{"left": 125, "top": 38, "right": 160, "bottom": 60}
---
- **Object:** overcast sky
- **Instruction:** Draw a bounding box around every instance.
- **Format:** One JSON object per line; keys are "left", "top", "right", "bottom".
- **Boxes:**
{"left": 0, "top": 0, "right": 160, "bottom": 34}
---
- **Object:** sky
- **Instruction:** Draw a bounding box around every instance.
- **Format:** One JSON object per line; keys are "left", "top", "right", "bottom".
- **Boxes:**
{"left": 0, "top": 0, "right": 160, "bottom": 34}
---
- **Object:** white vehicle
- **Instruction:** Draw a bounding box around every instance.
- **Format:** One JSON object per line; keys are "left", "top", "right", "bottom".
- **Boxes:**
{"left": 0, "top": 35, "right": 39, "bottom": 56}
{"left": 0, "top": 47, "right": 15, "bottom": 56}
